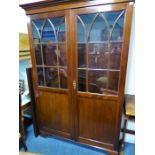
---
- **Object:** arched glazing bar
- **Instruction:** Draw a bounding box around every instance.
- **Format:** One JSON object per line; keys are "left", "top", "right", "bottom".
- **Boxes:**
{"left": 86, "top": 13, "right": 111, "bottom": 90}
{"left": 77, "top": 15, "right": 87, "bottom": 42}
{"left": 86, "top": 13, "right": 98, "bottom": 42}
{"left": 32, "top": 21, "right": 41, "bottom": 39}
{"left": 55, "top": 17, "right": 66, "bottom": 87}
{"left": 40, "top": 19, "right": 46, "bottom": 41}
{"left": 48, "top": 18, "right": 61, "bottom": 87}
{"left": 57, "top": 17, "right": 67, "bottom": 88}
{"left": 85, "top": 13, "right": 98, "bottom": 91}
{"left": 106, "top": 10, "right": 125, "bottom": 91}
{"left": 56, "top": 17, "right": 66, "bottom": 42}
{"left": 99, "top": 13, "right": 111, "bottom": 41}
{"left": 77, "top": 15, "right": 87, "bottom": 91}
{"left": 87, "top": 13, "right": 110, "bottom": 42}
{"left": 41, "top": 19, "right": 58, "bottom": 42}
{"left": 109, "top": 10, "right": 125, "bottom": 40}
{"left": 99, "top": 13, "right": 112, "bottom": 89}
{"left": 83, "top": 14, "right": 100, "bottom": 91}
{"left": 32, "top": 20, "right": 46, "bottom": 86}
{"left": 48, "top": 18, "right": 58, "bottom": 42}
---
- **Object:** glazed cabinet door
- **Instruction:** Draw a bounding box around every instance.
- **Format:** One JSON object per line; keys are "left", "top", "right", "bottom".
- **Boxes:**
{"left": 71, "top": 3, "right": 133, "bottom": 149}
{"left": 28, "top": 11, "right": 73, "bottom": 139}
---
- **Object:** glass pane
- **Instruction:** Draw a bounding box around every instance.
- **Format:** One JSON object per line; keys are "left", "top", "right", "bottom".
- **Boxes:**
{"left": 79, "top": 13, "right": 96, "bottom": 33}
{"left": 37, "top": 67, "right": 44, "bottom": 86}
{"left": 88, "top": 43, "right": 108, "bottom": 69}
{"left": 42, "top": 42, "right": 57, "bottom": 66}
{"left": 76, "top": 11, "right": 125, "bottom": 95}
{"left": 58, "top": 43, "right": 66, "bottom": 66}
{"left": 88, "top": 70, "right": 108, "bottom": 94}
{"left": 111, "top": 12, "right": 125, "bottom": 41}
{"left": 77, "top": 16, "right": 86, "bottom": 42}
{"left": 32, "top": 19, "right": 45, "bottom": 41}
{"left": 60, "top": 67, "right": 67, "bottom": 89}
{"left": 78, "top": 43, "right": 86, "bottom": 68}
{"left": 103, "top": 11, "right": 122, "bottom": 30}
{"left": 45, "top": 67, "right": 59, "bottom": 88}
{"left": 34, "top": 44, "right": 42, "bottom": 65}
{"left": 42, "top": 19, "right": 57, "bottom": 43}
{"left": 50, "top": 17, "right": 66, "bottom": 42}
{"left": 110, "top": 43, "right": 122, "bottom": 69}
{"left": 108, "top": 71, "right": 119, "bottom": 92}
{"left": 58, "top": 22, "right": 66, "bottom": 42}
{"left": 32, "top": 24, "right": 40, "bottom": 42}
{"left": 89, "top": 14, "right": 109, "bottom": 42}
{"left": 78, "top": 69, "right": 86, "bottom": 92}
{"left": 50, "top": 17, "right": 62, "bottom": 31}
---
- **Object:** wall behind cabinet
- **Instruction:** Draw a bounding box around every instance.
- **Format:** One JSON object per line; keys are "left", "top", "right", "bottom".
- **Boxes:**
{"left": 125, "top": 7, "right": 135, "bottom": 95}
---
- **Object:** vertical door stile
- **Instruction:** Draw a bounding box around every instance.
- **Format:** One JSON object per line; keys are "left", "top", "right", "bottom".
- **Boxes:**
{"left": 40, "top": 20, "right": 46, "bottom": 86}
{"left": 114, "top": 3, "right": 134, "bottom": 149}
{"left": 70, "top": 10, "right": 79, "bottom": 141}
{"left": 27, "top": 19, "right": 39, "bottom": 97}
{"left": 66, "top": 9, "right": 74, "bottom": 139}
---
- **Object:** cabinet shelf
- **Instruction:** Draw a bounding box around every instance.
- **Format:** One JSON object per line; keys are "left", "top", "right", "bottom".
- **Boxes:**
{"left": 77, "top": 40, "right": 123, "bottom": 44}
{"left": 78, "top": 68, "right": 120, "bottom": 72}
{"left": 33, "top": 42, "right": 66, "bottom": 45}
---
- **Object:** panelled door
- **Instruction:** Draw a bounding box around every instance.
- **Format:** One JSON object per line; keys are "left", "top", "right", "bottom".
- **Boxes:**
{"left": 71, "top": 3, "right": 132, "bottom": 148}
{"left": 29, "top": 10, "right": 74, "bottom": 139}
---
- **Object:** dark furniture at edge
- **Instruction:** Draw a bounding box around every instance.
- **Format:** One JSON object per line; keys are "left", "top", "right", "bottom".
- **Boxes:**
{"left": 19, "top": 94, "right": 27, "bottom": 151}
{"left": 26, "top": 67, "right": 39, "bottom": 136}
{"left": 121, "top": 94, "right": 135, "bottom": 150}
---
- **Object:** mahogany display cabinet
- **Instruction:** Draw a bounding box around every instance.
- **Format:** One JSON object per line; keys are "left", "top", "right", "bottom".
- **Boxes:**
{"left": 20, "top": 0, "right": 134, "bottom": 154}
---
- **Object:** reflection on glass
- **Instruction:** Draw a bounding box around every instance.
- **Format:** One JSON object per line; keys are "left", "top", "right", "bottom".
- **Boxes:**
{"left": 108, "top": 71, "right": 119, "bottom": 91}
{"left": 105, "top": 11, "right": 121, "bottom": 21}
{"left": 103, "top": 11, "right": 122, "bottom": 30}
{"left": 79, "top": 14, "right": 96, "bottom": 32}
{"left": 58, "top": 44, "right": 66, "bottom": 66}
{"left": 42, "top": 42, "right": 57, "bottom": 66}
{"left": 88, "top": 70, "right": 107, "bottom": 94}
{"left": 32, "top": 25, "right": 40, "bottom": 42}
{"left": 50, "top": 17, "right": 62, "bottom": 31}
{"left": 89, "top": 15, "right": 108, "bottom": 42}
{"left": 32, "top": 19, "right": 45, "bottom": 40}
{"left": 57, "top": 22, "right": 66, "bottom": 42}
{"left": 78, "top": 44, "right": 86, "bottom": 68}
{"left": 111, "top": 12, "right": 124, "bottom": 41}
{"left": 77, "top": 17, "right": 85, "bottom": 42}
{"left": 111, "top": 23, "right": 123, "bottom": 41}
{"left": 45, "top": 67, "right": 59, "bottom": 88}
{"left": 78, "top": 69, "right": 86, "bottom": 92}
{"left": 110, "top": 43, "right": 122, "bottom": 69}
{"left": 76, "top": 11, "right": 125, "bottom": 95}
{"left": 34, "top": 44, "right": 42, "bottom": 65}
{"left": 88, "top": 43, "right": 108, "bottom": 69}
{"left": 32, "top": 16, "right": 68, "bottom": 89}
{"left": 42, "top": 20, "right": 57, "bottom": 43}
{"left": 37, "top": 67, "right": 44, "bottom": 86}
{"left": 60, "top": 67, "right": 67, "bottom": 89}
{"left": 50, "top": 17, "right": 66, "bottom": 42}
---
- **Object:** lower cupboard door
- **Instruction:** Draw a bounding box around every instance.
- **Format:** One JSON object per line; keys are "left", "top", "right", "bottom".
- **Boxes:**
{"left": 36, "top": 89, "right": 73, "bottom": 139}
{"left": 76, "top": 96, "right": 117, "bottom": 149}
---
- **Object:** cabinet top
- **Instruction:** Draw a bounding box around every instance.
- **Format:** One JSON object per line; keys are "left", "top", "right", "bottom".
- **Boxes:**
{"left": 20, "top": 0, "right": 134, "bottom": 11}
